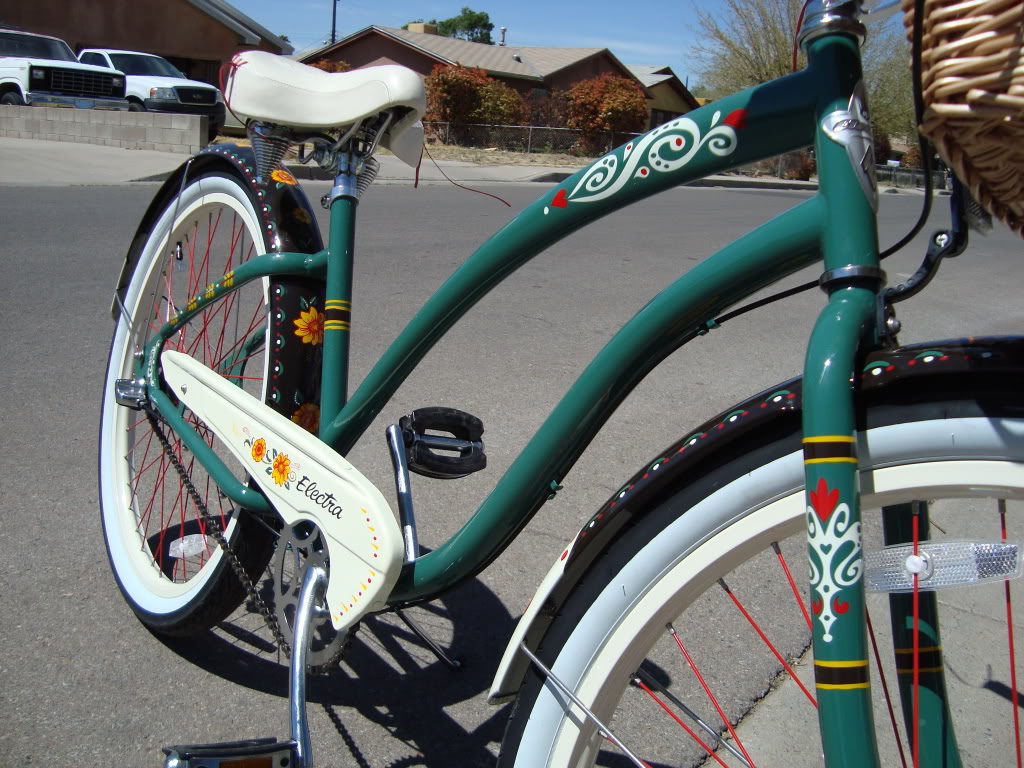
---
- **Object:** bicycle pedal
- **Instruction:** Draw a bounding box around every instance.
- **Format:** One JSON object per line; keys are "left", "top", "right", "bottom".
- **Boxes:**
{"left": 163, "top": 737, "right": 297, "bottom": 768}
{"left": 399, "top": 407, "right": 486, "bottom": 479}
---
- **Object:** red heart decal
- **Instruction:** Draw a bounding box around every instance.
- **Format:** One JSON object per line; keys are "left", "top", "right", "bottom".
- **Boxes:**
{"left": 809, "top": 476, "right": 839, "bottom": 524}
{"left": 551, "top": 188, "right": 568, "bottom": 208}
{"left": 724, "top": 109, "right": 747, "bottom": 130}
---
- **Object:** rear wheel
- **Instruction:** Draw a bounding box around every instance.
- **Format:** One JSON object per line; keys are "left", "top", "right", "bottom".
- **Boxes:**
{"left": 501, "top": 398, "right": 1024, "bottom": 767}
{"left": 99, "top": 170, "right": 281, "bottom": 635}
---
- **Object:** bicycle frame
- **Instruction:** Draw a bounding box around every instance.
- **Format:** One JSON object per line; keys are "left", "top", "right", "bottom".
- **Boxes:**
{"left": 142, "top": 31, "right": 890, "bottom": 767}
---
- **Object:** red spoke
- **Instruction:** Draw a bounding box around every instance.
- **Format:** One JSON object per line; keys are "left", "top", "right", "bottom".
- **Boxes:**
{"left": 912, "top": 512, "right": 921, "bottom": 768}
{"left": 773, "top": 542, "right": 812, "bottom": 632}
{"left": 668, "top": 625, "right": 756, "bottom": 767}
{"left": 634, "top": 679, "right": 727, "bottom": 768}
{"left": 1000, "top": 500, "right": 1023, "bottom": 768}
{"left": 867, "top": 610, "right": 909, "bottom": 768}
{"left": 719, "top": 579, "right": 817, "bottom": 707}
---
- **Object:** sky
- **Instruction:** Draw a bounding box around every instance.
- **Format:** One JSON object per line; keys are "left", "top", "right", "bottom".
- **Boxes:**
{"left": 228, "top": 0, "right": 723, "bottom": 87}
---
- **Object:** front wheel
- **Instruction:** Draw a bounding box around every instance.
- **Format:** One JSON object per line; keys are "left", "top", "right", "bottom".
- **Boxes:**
{"left": 99, "top": 169, "right": 282, "bottom": 635}
{"left": 501, "top": 395, "right": 1024, "bottom": 767}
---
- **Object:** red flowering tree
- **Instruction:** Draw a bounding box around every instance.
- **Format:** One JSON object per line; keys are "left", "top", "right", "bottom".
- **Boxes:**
{"left": 425, "top": 64, "right": 527, "bottom": 125}
{"left": 566, "top": 74, "right": 648, "bottom": 153}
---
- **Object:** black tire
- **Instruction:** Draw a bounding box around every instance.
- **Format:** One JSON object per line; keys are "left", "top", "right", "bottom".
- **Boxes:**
{"left": 501, "top": 389, "right": 1024, "bottom": 766}
{"left": 0, "top": 91, "right": 26, "bottom": 106}
{"left": 98, "top": 169, "right": 284, "bottom": 635}
{"left": 128, "top": 100, "right": 146, "bottom": 112}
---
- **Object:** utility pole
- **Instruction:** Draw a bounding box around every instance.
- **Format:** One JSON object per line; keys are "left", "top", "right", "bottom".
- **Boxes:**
{"left": 330, "top": 0, "right": 339, "bottom": 44}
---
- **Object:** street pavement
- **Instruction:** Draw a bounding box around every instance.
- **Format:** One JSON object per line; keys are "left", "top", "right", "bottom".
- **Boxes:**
{"left": 0, "top": 136, "right": 819, "bottom": 190}
{"left": 0, "top": 135, "right": 1020, "bottom": 767}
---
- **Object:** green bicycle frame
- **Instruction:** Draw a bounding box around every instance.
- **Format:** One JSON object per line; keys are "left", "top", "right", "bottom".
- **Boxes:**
{"left": 143, "top": 31, "right": 898, "bottom": 767}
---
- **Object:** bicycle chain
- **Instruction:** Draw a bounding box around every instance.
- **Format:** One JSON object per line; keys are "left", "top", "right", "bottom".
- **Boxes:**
{"left": 143, "top": 407, "right": 292, "bottom": 655}
{"left": 143, "top": 407, "right": 352, "bottom": 673}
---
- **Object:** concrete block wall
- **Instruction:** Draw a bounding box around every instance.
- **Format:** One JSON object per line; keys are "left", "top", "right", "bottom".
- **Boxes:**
{"left": 0, "top": 106, "right": 205, "bottom": 154}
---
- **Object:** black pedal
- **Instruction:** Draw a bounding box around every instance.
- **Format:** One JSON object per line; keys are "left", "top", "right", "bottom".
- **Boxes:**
{"left": 399, "top": 407, "right": 486, "bottom": 479}
{"left": 162, "top": 738, "right": 297, "bottom": 767}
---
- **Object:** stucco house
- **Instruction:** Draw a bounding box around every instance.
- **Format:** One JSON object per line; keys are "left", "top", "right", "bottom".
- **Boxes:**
{"left": 627, "top": 65, "right": 701, "bottom": 129}
{"left": 300, "top": 24, "right": 651, "bottom": 103}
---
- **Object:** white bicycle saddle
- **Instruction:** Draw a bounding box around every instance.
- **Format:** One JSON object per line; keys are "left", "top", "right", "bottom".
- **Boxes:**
{"left": 223, "top": 51, "right": 426, "bottom": 166}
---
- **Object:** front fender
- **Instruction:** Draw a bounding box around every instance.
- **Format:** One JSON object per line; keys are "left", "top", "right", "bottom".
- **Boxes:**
{"left": 110, "top": 143, "right": 323, "bottom": 321}
{"left": 489, "top": 336, "right": 1024, "bottom": 702}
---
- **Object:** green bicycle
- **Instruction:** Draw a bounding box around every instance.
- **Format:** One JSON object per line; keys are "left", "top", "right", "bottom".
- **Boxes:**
{"left": 98, "top": 1, "right": 1023, "bottom": 766}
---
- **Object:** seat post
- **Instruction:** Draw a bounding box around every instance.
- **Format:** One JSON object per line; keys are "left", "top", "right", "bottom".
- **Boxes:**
{"left": 319, "top": 150, "right": 359, "bottom": 434}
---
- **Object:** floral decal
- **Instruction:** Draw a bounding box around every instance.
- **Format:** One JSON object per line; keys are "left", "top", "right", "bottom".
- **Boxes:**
{"left": 807, "top": 477, "right": 862, "bottom": 642}
{"left": 291, "top": 402, "right": 320, "bottom": 434}
{"left": 543, "top": 108, "right": 746, "bottom": 214}
{"left": 244, "top": 433, "right": 296, "bottom": 489}
{"left": 251, "top": 437, "right": 267, "bottom": 463}
{"left": 293, "top": 306, "right": 324, "bottom": 345}
{"left": 186, "top": 297, "right": 199, "bottom": 312}
{"left": 222, "top": 270, "right": 235, "bottom": 288}
{"left": 272, "top": 453, "right": 291, "bottom": 486}
{"left": 271, "top": 169, "right": 298, "bottom": 186}
{"left": 204, "top": 283, "right": 216, "bottom": 300}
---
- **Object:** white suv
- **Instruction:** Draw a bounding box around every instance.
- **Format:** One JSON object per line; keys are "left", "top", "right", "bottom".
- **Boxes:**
{"left": 0, "top": 28, "right": 128, "bottom": 110}
{"left": 78, "top": 48, "right": 225, "bottom": 141}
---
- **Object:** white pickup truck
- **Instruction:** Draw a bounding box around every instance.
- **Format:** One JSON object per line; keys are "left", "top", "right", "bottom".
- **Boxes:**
{"left": 0, "top": 27, "right": 128, "bottom": 110}
{"left": 78, "top": 48, "right": 225, "bottom": 141}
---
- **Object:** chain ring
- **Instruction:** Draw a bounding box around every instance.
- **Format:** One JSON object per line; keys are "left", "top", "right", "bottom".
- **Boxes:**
{"left": 272, "top": 520, "right": 350, "bottom": 672}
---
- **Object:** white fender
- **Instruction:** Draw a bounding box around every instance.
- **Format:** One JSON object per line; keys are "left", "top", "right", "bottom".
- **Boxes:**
{"left": 161, "top": 350, "right": 404, "bottom": 632}
{"left": 488, "top": 534, "right": 582, "bottom": 703}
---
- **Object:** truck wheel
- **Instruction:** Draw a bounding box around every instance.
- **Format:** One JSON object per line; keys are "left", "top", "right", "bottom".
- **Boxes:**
{"left": 128, "top": 101, "right": 146, "bottom": 112}
{"left": 0, "top": 91, "right": 26, "bottom": 106}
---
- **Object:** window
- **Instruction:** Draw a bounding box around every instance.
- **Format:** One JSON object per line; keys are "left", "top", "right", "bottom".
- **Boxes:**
{"left": 108, "top": 54, "right": 184, "bottom": 78}
{"left": 651, "top": 109, "right": 682, "bottom": 127}
{"left": 80, "top": 52, "right": 110, "bottom": 68}
{"left": 0, "top": 32, "right": 77, "bottom": 62}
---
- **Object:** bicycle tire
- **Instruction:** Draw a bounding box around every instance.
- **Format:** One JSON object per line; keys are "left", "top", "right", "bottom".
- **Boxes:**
{"left": 99, "top": 169, "right": 284, "bottom": 635}
{"left": 500, "top": 386, "right": 1024, "bottom": 767}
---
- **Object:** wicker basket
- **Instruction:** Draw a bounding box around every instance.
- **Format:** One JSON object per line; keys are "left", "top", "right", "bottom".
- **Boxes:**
{"left": 901, "top": 0, "right": 1024, "bottom": 236}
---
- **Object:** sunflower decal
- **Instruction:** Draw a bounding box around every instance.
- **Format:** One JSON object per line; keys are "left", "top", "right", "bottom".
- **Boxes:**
{"left": 222, "top": 270, "right": 235, "bottom": 288}
{"left": 293, "top": 306, "right": 324, "bottom": 345}
{"left": 204, "top": 283, "right": 216, "bottom": 299}
{"left": 271, "top": 169, "right": 298, "bottom": 186}
{"left": 272, "top": 452, "right": 291, "bottom": 486}
{"left": 291, "top": 402, "right": 320, "bottom": 434}
{"left": 251, "top": 437, "right": 267, "bottom": 463}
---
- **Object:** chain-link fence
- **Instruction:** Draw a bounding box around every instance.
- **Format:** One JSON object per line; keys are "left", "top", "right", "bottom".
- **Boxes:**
{"left": 875, "top": 165, "right": 948, "bottom": 190}
{"left": 424, "top": 121, "right": 641, "bottom": 157}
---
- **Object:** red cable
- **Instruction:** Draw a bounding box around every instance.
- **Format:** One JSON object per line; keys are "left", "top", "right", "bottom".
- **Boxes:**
{"left": 867, "top": 610, "right": 909, "bottom": 768}
{"left": 1001, "top": 502, "right": 1023, "bottom": 767}
{"left": 912, "top": 513, "right": 920, "bottom": 768}
{"left": 792, "top": 0, "right": 813, "bottom": 72}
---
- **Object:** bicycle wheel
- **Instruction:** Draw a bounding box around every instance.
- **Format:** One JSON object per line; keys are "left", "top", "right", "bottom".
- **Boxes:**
{"left": 99, "top": 169, "right": 280, "bottom": 635}
{"left": 501, "top": 390, "right": 1024, "bottom": 767}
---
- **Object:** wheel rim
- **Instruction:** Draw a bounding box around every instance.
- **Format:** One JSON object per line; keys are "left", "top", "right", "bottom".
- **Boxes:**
{"left": 528, "top": 450, "right": 1024, "bottom": 767}
{"left": 101, "top": 176, "right": 268, "bottom": 612}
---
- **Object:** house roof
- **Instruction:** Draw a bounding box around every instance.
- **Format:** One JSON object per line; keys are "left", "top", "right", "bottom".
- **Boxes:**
{"left": 307, "top": 25, "right": 638, "bottom": 85}
{"left": 627, "top": 64, "right": 700, "bottom": 110}
{"left": 185, "top": 0, "right": 294, "bottom": 54}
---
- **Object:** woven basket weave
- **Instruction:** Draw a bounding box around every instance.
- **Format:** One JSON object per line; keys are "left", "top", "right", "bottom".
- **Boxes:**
{"left": 901, "top": 0, "right": 1024, "bottom": 236}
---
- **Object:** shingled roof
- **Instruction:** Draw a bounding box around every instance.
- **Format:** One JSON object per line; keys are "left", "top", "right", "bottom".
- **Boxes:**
{"left": 305, "top": 25, "right": 634, "bottom": 84}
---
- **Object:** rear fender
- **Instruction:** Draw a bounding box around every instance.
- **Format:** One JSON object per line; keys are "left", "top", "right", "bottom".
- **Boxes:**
{"left": 489, "top": 336, "right": 1024, "bottom": 702}
{"left": 110, "top": 143, "right": 323, "bottom": 321}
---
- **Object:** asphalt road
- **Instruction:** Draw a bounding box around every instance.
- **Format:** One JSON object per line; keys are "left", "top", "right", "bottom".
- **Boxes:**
{"left": 1, "top": 179, "right": 1021, "bottom": 767}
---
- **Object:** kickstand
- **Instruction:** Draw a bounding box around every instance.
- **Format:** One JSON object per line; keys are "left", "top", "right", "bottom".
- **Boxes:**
{"left": 291, "top": 564, "right": 329, "bottom": 768}
{"left": 395, "top": 607, "right": 462, "bottom": 669}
